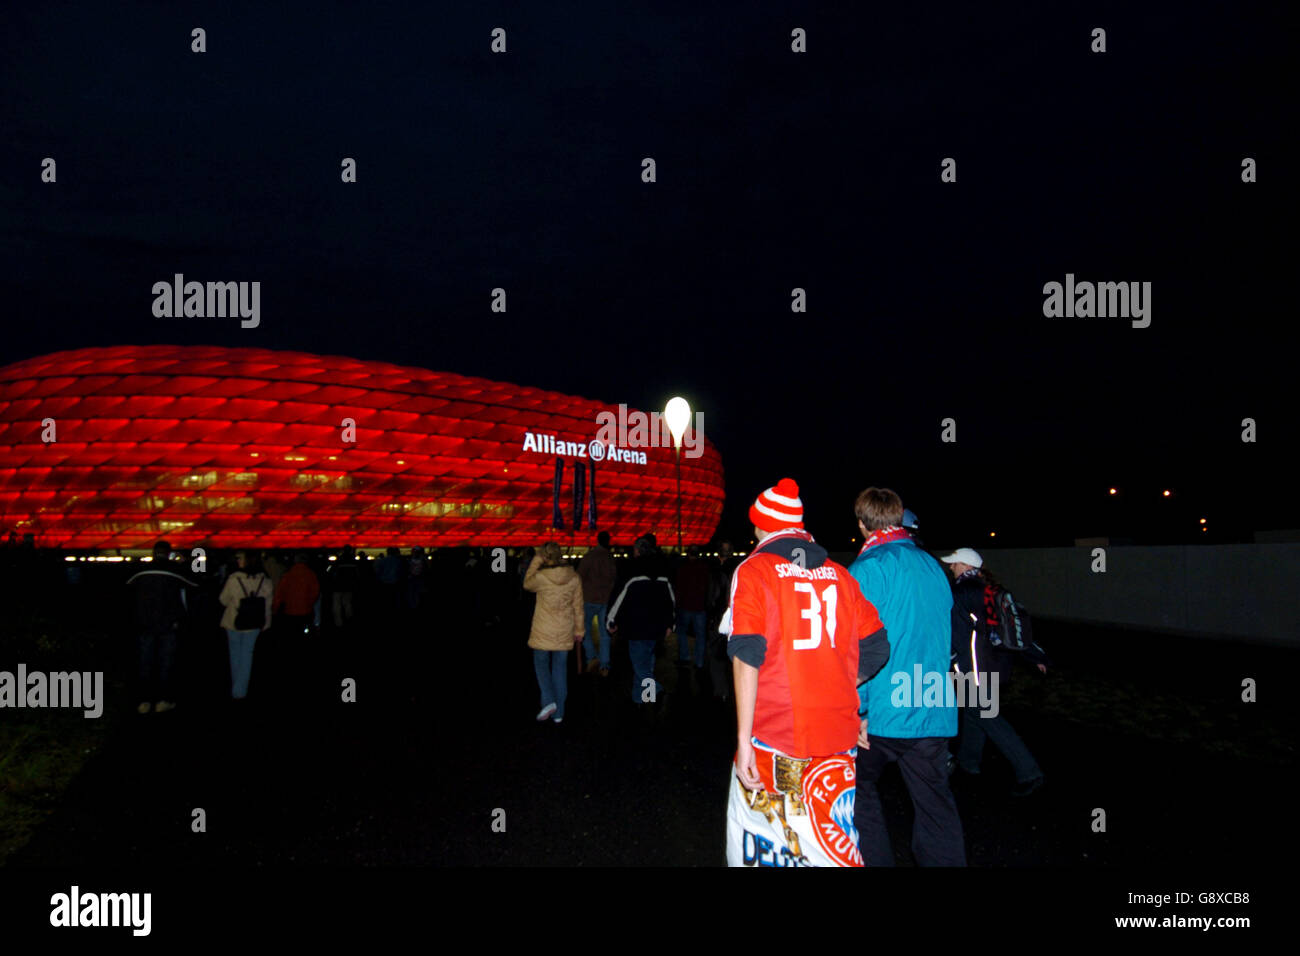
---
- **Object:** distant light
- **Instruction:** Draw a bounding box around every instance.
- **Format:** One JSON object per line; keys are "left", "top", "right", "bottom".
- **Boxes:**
{"left": 1108, "top": 487, "right": 1117, "bottom": 495}
{"left": 396, "top": 460, "right": 405, "bottom": 465}
{"left": 250, "top": 452, "right": 259, "bottom": 457}
{"left": 1199, "top": 518, "right": 1207, "bottom": 524}
{"left": 989, "top": 532, "right": 996, "bottom": 537}
{"left": 1162, "top": 490, "right": 1172, "bottom": 497}
{"left": 64, "top": 555, "right": 76, "bottom": 562}
{"left": 664, "top": 397, "right": 692, "bottom": 446}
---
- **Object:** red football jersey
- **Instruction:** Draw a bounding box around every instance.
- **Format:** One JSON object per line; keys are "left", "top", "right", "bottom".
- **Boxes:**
{"left": 729, "top": 538, "right": 882, "bottom": 758}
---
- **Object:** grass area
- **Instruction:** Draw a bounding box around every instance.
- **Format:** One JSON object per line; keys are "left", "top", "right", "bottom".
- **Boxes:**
{"left": 0, "top": 603, "right": 124, "bottom": 866}
{"left": 0, "top": 708, "right": 118, "bottom": 865}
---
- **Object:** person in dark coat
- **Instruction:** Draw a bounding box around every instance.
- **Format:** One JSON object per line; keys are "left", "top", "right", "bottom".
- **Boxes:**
{"left": 128, "top": 540, "right": 193, "bottom": 714}
{"left": 674, "top": 546, "right": 714, "bottom": 670}
{"left": 942, "top": 548, "right": 1049, "bottom": 796}
{"left": 327, "top": 545, "right": 361, "bottom": 630}
{"left": 607, "top": 536, "right": 675, "bottom": 706}
{"left": 578, "top": 531, "right": 618, "bottom": 675}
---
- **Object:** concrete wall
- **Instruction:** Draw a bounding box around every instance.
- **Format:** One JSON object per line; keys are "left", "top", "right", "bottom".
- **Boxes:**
{"left": 974, "top": 545, "right": 1300, "bottom": 646}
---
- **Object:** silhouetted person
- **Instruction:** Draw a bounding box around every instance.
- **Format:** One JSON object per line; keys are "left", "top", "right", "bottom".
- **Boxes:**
{"left": 901, "top": 508, "right": 927, "bottom": 551}
{"left": 516, "top": 547, "right": 537, "bottom": 627}
{"left": 608, "top": 536, "right": 675, "bottom": 707}
{"left": 327, "top": 545, "right": 360, "bottom": 630}
{"left": 674, "top": 546, "right": 713, "bottom": 670}
{"left": 129, "top": 541, "right": 193, "bottom": 713}
{"left": 274, "top": 552, "right": 320, "bottom": 637}
{"left": 708, "top": 540, "right": 743, "bottom": 701}
{"left": 263, "top": 550, "right": 288, "bottom": 590}
{"left": 942, "top": 548, "right": 1049, "bottom": 796}
{"left": 578, "top": 531, "right": 617, "bottom": 676}
{"left": 375, "top": 546, "right": 405, "bottom": 619}
{"left": 406, "top": 546, "right": 427, "bottom": 611}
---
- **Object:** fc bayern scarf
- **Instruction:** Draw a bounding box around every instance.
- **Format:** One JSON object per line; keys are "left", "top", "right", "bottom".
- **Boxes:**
{"left": 856, "top": 525, "right": 911, "bottom": 557}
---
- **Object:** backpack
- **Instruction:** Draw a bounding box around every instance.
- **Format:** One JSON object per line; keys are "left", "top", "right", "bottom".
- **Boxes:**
{"left": 234, "top": 573, "right": 267, "bottom": 630}
{"left": 983, "top": 584, "right": 1033, "bottom": 652}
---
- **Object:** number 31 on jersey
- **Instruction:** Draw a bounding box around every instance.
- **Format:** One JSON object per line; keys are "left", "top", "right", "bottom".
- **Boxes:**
{"left": 793, "top": 582, "right": 838, "bottom": 650}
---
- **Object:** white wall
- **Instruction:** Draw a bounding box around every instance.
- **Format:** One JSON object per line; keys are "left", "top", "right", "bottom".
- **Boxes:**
{"left": 974, "top": 545, "right": 1300, "bottom": 646}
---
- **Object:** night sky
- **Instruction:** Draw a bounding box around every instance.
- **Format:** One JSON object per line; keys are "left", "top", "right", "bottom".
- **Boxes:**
{"left": 1, "top": 1, "right": 1290, "bottom": 550}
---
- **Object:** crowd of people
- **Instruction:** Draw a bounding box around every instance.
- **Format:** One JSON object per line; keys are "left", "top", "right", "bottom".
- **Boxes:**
{"left": 127, "top": 542, "right": 518, "bottom": 713}
{"left": 717, "top": 478, "right": 1050, "bottom": 868}
{"left": 518, "top": 530, "right": 746, "bottom": 724}
{"left": 510, "top": 478, "right": 1050, "bottom": 868}
{"left": 121, "top": 480, "right": 1049, "bottom": 867}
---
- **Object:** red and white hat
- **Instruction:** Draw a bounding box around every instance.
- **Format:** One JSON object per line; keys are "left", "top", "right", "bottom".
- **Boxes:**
{"left": 749, "top": 478, "right": 804, "bottom": 533}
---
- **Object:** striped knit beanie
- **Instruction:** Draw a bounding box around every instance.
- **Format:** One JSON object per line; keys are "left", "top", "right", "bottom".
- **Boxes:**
{"left": 749, "top": 478, "right": 804, "bottom": 533}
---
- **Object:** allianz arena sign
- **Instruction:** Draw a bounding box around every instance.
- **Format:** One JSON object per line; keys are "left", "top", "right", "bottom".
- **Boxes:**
{"left": 521, "top": 432, "right": 647, "bottom": 466}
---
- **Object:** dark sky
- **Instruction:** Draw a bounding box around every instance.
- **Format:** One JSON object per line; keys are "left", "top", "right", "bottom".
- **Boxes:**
{"left": 1, "top": 1, "right": 1290, "bottom": 550}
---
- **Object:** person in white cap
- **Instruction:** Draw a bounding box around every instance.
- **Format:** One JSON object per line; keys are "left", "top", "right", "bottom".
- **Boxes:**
{"left": 941, "top": 548, "right": 1048, "bottom": 796}
{"left": 723, "top": 478, "right": 891, "bottom": 867}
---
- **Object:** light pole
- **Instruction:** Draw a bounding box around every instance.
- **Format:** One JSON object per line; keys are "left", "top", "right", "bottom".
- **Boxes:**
{"left": 664, "top": 397, "right": 692, "bottom": 554}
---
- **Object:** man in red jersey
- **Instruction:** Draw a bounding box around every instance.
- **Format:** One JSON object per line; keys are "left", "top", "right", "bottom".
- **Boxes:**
{"left": 723, "top": 478, "right": 891, "bottom": 867}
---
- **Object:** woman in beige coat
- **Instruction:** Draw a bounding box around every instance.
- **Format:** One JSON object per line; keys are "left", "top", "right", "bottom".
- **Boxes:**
{"left": 523, "top": 542, "right": 585, "bottom": 723}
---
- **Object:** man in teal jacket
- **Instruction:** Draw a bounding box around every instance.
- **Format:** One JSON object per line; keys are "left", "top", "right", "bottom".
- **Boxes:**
{"left": 849, "top": 488, "right": 966, "bottom": 866}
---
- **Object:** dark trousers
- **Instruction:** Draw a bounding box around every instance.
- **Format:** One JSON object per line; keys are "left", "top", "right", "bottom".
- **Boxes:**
{"left": 855, "top": 735, "right": 966, "bottom": 867}
{"left": 277, "top": 613, "right": 313, "bottom": 637}
{"left": 271, "top": 614, "right": 313, "bottom": 700}
{"left": 137, "top": 628, "right": 177, "bottom": 702}
{"left": 627, "top": 638, "right": 661, "bottom": 704}
{"left": 956, "top": 705, "right": 1043, "bottom": 783}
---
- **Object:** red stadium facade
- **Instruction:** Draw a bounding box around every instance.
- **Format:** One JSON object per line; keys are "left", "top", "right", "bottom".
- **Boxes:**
{"left": 0, "top": 346, "right": 724, "bottom": 549}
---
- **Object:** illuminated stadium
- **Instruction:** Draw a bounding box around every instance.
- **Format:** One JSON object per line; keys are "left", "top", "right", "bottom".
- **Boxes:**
{"left": 0, "top": 346, "right": 724, "bottom": 549}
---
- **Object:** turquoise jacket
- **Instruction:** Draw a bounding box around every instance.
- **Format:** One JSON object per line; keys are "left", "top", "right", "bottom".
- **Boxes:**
{"left": 850, "top": 538, "right": 957, "bottom": 738}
